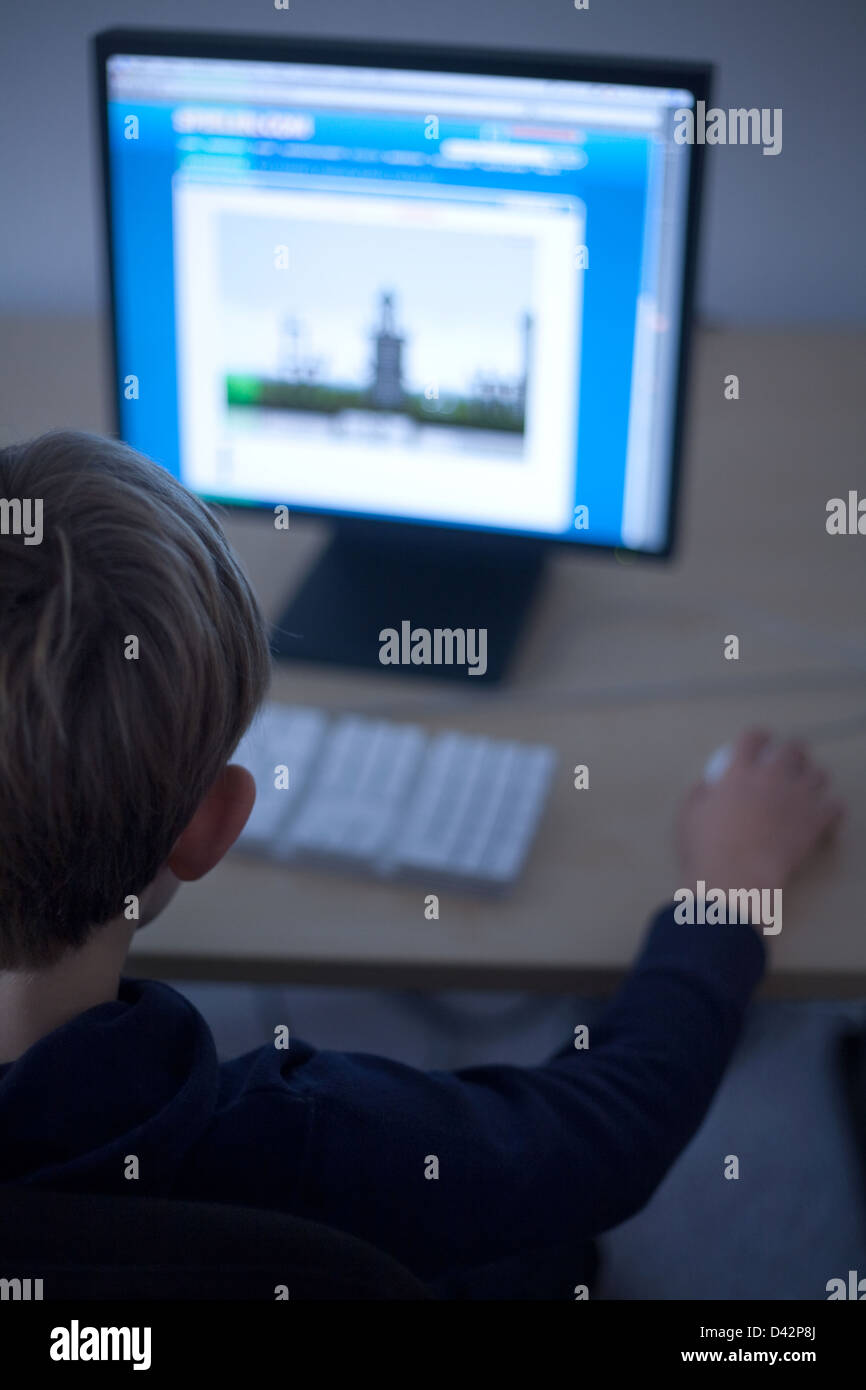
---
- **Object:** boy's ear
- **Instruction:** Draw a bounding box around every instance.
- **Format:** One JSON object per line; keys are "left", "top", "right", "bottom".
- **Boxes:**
{"left": 167, "top": 764, "right": 256, "bottom": 882}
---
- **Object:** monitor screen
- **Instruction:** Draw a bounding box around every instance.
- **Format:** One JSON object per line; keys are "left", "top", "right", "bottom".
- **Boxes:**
{"left": 99, "top": 37, "right": 703, "bottom": 554}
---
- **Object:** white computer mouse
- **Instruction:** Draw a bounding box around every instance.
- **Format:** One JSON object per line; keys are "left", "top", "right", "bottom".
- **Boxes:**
{"left": 702, "top": 743, "right": 734, "bottom": 784}
{"left": 702, "top": 740, "right": 777, "bottom": 785}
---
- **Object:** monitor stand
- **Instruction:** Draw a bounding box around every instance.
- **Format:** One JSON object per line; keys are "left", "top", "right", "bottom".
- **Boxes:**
{"left": 271, "top": 522, "right": 547, "bottom": 684}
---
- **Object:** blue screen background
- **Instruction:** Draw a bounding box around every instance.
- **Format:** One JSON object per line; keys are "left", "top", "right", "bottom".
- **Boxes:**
{"left": 107, "top": 95, "right": 654, "bottom": 547}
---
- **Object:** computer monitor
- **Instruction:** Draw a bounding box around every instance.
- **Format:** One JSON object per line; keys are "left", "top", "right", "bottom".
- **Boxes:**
{"left": 95, "top": 30, "right": 709, "bottom": 681}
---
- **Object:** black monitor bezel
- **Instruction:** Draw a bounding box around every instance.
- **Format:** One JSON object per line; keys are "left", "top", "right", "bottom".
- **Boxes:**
{"left": 94, "top": 26, "right": 712, "bottom": 561}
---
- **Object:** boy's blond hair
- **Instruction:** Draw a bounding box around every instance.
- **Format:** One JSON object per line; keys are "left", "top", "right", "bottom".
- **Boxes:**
{"left": 0, "top": 431, "right": 270, "bottom": 969}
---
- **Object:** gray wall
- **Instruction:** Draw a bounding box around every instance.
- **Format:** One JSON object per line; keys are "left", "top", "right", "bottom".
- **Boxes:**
{"left": 1, "top": 0, "right": 863, "bottom": 324}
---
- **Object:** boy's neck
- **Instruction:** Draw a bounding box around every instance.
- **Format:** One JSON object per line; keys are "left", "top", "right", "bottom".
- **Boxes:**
{"left": 0, "top": 919, "right": 135, "bottom": 1065}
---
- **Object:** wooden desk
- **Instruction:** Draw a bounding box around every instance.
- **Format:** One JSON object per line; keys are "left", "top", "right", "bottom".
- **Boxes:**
{"left": 2, "top": 319, "right": 865, "bottom": 993}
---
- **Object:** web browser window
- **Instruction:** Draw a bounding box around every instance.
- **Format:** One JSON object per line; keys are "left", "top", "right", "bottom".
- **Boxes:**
{"left": 105, "top": 53, "right": 695, "bottom": 551}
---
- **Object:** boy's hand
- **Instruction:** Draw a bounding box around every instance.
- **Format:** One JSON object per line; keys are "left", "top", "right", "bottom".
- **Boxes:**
{"left": 677, "top": 729, "right": 845, "bottom": 895}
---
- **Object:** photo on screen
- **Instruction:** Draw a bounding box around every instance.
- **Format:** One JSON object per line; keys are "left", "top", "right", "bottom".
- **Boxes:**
{"left": 217, "top": 211, "right": 534, "bottom": 459}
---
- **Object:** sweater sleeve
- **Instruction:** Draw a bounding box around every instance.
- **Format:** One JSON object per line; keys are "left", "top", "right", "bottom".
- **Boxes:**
{"left": 262, "top": 904, "right": 766, "bottom": 1284}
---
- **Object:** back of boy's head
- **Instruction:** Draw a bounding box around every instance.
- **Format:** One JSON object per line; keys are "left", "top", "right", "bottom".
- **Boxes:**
{"left": 0, "top": 431, "right": 271, "bottom": 970}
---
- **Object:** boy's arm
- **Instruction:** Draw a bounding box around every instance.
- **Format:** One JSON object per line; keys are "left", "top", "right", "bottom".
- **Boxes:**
{"left": 233, "top": 730, "right": 840, "bottom": 1285}
{"left": 278, "top": 905, "right": 764, "bottom": 1281}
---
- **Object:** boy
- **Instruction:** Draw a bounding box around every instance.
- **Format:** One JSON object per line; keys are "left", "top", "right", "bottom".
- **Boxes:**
{"left": 0, "top": 431, "right": 844, "bottom": 1299}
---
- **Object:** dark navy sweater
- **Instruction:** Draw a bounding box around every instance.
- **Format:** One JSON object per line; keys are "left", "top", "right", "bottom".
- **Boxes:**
{"left": 0, "top": 904, "right": 765, "bottom": 1298}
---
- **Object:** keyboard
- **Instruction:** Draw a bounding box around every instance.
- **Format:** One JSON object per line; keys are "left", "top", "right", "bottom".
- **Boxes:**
{"left": 233, "top": 702, "right": 556, "bottom": 889}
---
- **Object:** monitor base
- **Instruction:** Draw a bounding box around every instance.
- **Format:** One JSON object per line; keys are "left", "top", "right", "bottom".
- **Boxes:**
{"left": 270, "top": 526, "right": 546, "bottom": 685}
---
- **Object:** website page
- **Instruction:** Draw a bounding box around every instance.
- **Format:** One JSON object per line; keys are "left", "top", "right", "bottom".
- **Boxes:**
{"left": 106, "top": 56, "right": 693, "bottom": 549}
